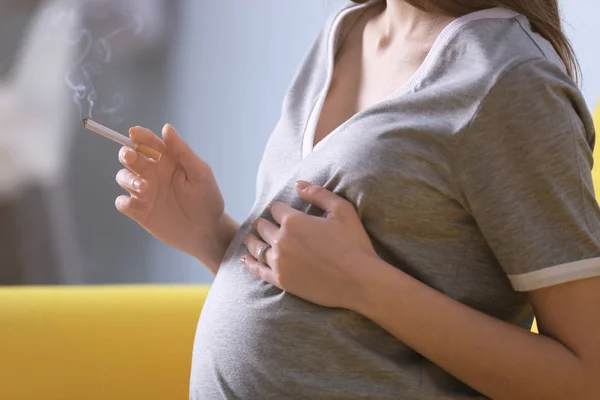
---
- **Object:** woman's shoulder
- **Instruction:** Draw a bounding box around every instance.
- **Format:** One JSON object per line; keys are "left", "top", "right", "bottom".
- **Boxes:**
{"left": 431, "top": 9, "right": 572, "bottom": 91}
{"left": 425, "top": 10, "right": 587, "bottom": 125}
{"left": 419, "top": 10, "right": 594, "bottom": 155}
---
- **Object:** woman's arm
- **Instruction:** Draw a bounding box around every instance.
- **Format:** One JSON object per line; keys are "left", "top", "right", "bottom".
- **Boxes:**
{"left": 195, "top": 212, "right": 240, "bottom": 274}
{"left": 351, "top": 257, "right": 600, "bottom": 400}
{"left": 244, "top": 183, "right": 600, "bottom": 400}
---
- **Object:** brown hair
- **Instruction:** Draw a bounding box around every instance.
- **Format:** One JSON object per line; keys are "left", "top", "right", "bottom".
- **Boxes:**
{"left": 352, "top": 0, "right": 580, "bottom": 82}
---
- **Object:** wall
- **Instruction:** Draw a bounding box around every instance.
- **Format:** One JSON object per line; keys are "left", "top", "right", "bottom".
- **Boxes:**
{"left": 562, "top": 1, "right": 600, "bottom": 105}
{"left": 155, "top": 0, "right": 346, "bottom": 282}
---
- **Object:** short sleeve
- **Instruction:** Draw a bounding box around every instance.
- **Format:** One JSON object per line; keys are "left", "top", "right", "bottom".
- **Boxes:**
{"left": 454, "top": 59, "right": 600, "bottom": 292}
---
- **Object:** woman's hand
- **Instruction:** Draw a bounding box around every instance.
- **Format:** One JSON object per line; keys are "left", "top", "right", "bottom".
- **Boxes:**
{"left": 242, "top": 181, "right": 380, "bottom": 309}
{"left": 116, "top": 124, "right": 231, "bottom": 268}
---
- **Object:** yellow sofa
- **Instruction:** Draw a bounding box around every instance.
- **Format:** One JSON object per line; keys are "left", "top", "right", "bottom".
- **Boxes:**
{"left": 0, "top": 285, "right": 209, "bottom": 400}
{"left": 0, "top": 285, "right": 539, "bottom": 400}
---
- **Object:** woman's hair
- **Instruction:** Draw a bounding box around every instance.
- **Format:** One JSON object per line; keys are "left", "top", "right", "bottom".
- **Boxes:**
{"left": 352, "top": 0, "right": 580, "bottom": 82}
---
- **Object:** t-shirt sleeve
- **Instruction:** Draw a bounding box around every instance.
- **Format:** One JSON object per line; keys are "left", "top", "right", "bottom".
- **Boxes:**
{"left": 454, "top": 59, "right": 600, "bottom": 292}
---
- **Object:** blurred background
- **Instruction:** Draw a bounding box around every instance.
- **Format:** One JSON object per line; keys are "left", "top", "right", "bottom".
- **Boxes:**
{"left": 0, "top": 0, "right": 598, "bottom": 285}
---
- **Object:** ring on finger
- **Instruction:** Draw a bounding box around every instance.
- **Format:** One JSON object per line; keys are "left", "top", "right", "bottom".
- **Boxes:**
{"left": 257, "top": 244, "right": 271, "bottom": 265}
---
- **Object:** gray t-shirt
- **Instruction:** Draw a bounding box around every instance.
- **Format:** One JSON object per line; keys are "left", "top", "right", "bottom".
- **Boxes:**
{"left": 191, "top": 2, "right": 600, "bottom": 399}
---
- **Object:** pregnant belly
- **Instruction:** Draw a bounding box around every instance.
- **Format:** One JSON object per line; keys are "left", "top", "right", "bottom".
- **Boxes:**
{"left": 189, "top": 259, "right": 425, "bottom": 400}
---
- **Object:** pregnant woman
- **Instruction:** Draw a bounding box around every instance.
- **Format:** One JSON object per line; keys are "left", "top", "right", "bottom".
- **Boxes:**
{"left": 115, "top": 0, "right": 600, "bottom": 399}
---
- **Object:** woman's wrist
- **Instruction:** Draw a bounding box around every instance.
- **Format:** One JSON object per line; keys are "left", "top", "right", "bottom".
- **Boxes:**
{"left": 194, "top": 213, "right": 240, "bottom": 274}
{"left": 346, "top": 255, "right": 409, "bottom": 317}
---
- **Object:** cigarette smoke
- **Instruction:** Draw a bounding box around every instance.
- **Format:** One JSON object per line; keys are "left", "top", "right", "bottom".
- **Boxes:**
{"left": 61, "top": 4, "right": 144, "bottom": 124}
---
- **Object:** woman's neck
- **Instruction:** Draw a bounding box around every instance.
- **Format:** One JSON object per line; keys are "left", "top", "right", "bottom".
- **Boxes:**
{"left": 370, "top": 0, "right": 454, "bottom": 49}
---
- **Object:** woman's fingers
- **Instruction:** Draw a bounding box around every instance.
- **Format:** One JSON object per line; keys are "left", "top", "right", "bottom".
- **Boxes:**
{"left": 115, "top": 195, "right": 152, "bottom": 223}
{"left": 119, "top": 146, "right": 157, "bottom": 176}
{"left": 116, "top": 168, "right": 148, "bottom": 196}
{"left": 252, "top": 218, "right": 279, "bottom": 245}
{"left": 161, "top": 124, "right": 207, "bottom": 182}
{"left": 115, "top": 125, "right": 165, "bottom": 225}
{"left": 241, "top": 253, "right": 278, "bottom": 287}
{"left": 129, "top": 126, "right": 166, "bottom": 153}
{"left": 243, "top": 233, "right": 275, "bottom": 266}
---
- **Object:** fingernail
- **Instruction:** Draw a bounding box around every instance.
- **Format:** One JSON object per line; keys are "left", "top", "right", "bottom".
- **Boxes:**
{"left": 240, "top": 255, "right": 247, "bottom": 263}
{"left": 163, "top": 124, "right": 174, "bottom": 136}
{"left": 296, "top": 180, "right": 310, "bottom": 191}
{"left": 126, "top": 149, "right": 137, "bottom": 163}
{"left": 132, "top": 179, "right": 142, "bottom": 191}
{"left": 115, "top": 196, "right": 128, "bottom": 210}
{"left": 121, "top": 148, "right": 137, "bottom": 164}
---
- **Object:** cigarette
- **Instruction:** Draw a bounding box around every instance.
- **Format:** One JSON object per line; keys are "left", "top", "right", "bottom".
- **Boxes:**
{"left": 82, "top": 118, "right": 162, "bottom": 161}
